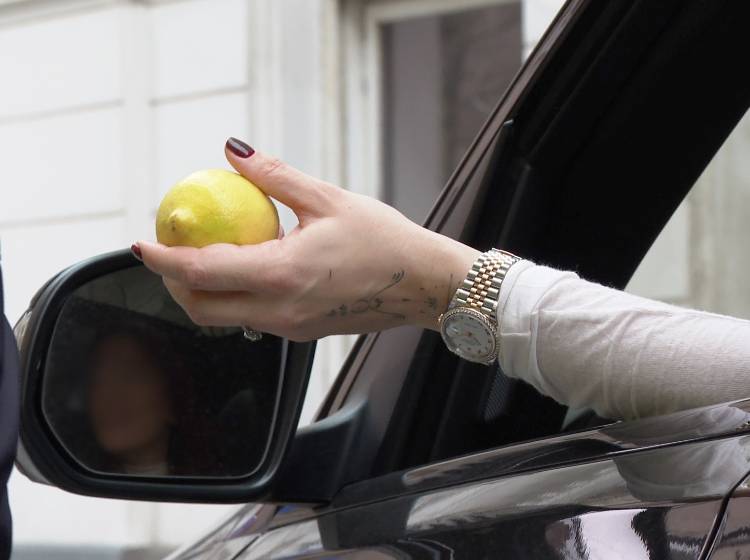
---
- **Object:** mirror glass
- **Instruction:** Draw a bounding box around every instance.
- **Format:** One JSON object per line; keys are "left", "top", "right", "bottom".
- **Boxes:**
{"left": 42, "top": 266, "right": 283, "bottom": 478}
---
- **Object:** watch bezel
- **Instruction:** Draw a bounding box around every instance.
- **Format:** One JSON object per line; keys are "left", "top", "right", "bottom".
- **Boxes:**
{"left": 439, "top": 306, "right": 498, "bottom": 365}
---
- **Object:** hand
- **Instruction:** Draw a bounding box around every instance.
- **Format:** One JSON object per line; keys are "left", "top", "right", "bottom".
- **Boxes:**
{"left": 136, "top": 137, "right": 480, "bottom": 341}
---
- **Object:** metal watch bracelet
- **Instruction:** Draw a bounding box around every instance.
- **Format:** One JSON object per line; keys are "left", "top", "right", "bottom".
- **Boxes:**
{"left": 451, "top": 249, "right": 521, "bottom": 320}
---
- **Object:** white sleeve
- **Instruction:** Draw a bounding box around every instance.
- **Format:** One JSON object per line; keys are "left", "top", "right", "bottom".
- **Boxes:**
{"left": 496, "top": 263, "right": 750, "bottom": 420}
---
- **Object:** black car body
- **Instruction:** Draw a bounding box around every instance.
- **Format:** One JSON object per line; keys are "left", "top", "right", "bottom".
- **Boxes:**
{"left": 171, "top": 401, "right": 750, "bottom": 558}
{"left": 15, "top": 0, "right": 750, "bottom": 558}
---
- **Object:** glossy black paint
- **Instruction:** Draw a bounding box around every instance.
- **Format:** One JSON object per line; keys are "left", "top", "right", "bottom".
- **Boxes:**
{"left": 706, "top": 470, "right": 750, "bottom": 559}
{"left": 167, "top": 400, "right": 750, "bottom": 558}
{"left": 217, "top": 440, "right": 742, "bottom": 558}
{"left": 333, "top": 400, "right": 750, "bottom": 508}
{"left": 308, "top": 439, "right": 734, "bottom": 558}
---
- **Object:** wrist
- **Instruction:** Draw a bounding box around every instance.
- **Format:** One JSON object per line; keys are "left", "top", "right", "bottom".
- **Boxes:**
{"left": 409, "top": 232, "right": 480, "bottom": 331}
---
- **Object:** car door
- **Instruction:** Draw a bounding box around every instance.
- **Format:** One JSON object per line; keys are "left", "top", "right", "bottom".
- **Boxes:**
{"left": 163, "top": 1, "right": 750, "bottom": 557}
{"left": 243, "top": 403, "right": 750, "bottom": 559}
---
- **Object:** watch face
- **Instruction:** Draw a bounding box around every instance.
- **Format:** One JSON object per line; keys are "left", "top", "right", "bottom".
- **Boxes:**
{"left": 441, "top": 310, "right": 496, "bottom": 363}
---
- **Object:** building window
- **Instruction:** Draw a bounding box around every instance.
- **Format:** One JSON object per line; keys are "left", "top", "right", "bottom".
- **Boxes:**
{"left": 380, "top": 1, "right": 522, "bottom": 222}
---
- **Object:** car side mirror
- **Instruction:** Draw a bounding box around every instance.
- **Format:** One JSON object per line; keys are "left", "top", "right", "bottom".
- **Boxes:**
{"left": 14, "top": 249, "right": 315, "bottom": 503}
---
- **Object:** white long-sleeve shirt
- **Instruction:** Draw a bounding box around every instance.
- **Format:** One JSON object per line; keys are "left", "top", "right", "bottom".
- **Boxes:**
{"left": 496, "top": 262, "right": 750, "bottom": 420}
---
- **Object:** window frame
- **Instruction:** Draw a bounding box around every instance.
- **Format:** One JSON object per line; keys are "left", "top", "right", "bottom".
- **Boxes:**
{"left": 338, "top": 0, "right": 521, "bottom": 201}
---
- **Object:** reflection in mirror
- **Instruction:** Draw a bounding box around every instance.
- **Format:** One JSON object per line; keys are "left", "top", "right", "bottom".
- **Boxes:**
{"left": 42, "top": 266, "right": 283, "bottom": 478}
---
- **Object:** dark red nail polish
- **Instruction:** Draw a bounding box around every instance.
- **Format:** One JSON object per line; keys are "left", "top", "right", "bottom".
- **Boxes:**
{"left": 226, "top": 137, "right": 255, "bottom": 158}
{"left": 131, "top": 244, "right": 142, "bottom": 261}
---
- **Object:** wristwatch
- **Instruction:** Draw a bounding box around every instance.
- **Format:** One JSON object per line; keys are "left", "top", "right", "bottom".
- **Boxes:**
{"left": 439, "top": 249, "right": 521, "bottom": 364}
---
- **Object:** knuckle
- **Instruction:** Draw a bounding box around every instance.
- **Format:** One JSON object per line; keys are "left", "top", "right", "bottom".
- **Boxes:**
{"left": 283, "top": 267, "right": 305, "bottom": 293}
{"left": 319, "top": 181, "right": 345, "bottom": 206}
{"left": 185, "top": 306, "right": 212, "bottom": 327}
{"left": 265, "top": 253, "right": 303, "bottom": 293}
{"left": 181, "top": 258, "right": 210, "bottom": 289}
{"left": 259, "top": 156, "right": 285, "bottom": 180}
{"left": 276, "top": 307, "right": 306, "bottom": 336}
{"left": 185, "top": 310, "right": 204, "bottom": 326}
{"left": 164, "top": 281, "right": 191, "bottom": 307}
{"left": 175, "top": 289, "right": 194, "bottom": 308}
{"left": 263, "top": 266, "right": 287, "bottom": 293}
{"left": 276, "top": 310, "right": 297, "bottom": 333}
{"left": 174, "top": 291, "right": 213, "bottom": 326}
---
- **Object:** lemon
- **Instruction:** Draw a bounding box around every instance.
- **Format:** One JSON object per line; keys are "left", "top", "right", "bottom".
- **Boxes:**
{"left": 156, "top": 169, "right": 279, "bottom": 248}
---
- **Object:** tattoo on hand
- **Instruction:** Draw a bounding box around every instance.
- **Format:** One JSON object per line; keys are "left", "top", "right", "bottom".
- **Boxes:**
{"left": 417, "top": 273, "right": 455, "bottom": 318}
{"left": 326, "top": 270, "right": 407, "bottom": 321}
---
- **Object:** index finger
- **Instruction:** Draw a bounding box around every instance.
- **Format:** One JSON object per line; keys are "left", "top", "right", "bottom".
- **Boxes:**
{"left": 135, "top": 240, "right": 275, "bottom": 292}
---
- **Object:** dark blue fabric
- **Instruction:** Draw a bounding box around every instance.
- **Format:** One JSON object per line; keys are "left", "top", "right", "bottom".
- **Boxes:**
{"left": 0, "top": 266, "right": 19, "bottom": 560}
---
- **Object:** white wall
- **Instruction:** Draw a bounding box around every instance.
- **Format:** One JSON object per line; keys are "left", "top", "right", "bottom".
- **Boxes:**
{"left": 0, "top": 0, "right": 343, "bottom": 553}
{"left": 0, "top": 1, "right": 242, "bottom": 553}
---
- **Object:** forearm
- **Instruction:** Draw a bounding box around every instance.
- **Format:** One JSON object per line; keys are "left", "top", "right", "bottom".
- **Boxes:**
{"left": 497, "top": 263, "right": 750, "bottom": 420}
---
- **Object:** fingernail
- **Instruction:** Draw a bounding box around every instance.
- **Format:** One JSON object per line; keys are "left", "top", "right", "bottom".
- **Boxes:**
{"left": 131, "top": 243, "right": 142, "bottom": 261}
{"left": 226, "top": 137, "right": 255, "bottom": 158}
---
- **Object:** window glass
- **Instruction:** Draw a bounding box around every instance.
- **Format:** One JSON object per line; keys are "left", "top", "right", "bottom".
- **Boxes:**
{"left": 627, "top": 108, "right": 750, "bottom": 319}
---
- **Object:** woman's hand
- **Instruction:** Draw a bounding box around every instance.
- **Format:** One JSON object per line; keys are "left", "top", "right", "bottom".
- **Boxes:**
{"left": 136, "top": 137, "right": 479, "bottom": 341}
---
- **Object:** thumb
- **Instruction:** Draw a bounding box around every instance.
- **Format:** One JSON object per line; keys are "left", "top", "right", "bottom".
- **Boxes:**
{"left": 225, "top": 137, "right": 330, "bottom": 216}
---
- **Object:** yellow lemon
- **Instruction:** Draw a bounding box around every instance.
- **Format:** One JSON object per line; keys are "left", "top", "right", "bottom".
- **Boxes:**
{"left": 156, "top": 169, "right": 279, "bottom": 248}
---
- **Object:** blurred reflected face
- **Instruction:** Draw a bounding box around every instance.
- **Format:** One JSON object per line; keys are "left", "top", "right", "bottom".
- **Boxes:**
{"left": 89, "top": 335, "right": 173, "bottom": 459}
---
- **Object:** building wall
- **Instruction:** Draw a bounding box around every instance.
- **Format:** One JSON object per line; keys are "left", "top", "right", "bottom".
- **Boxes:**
{"left": 0, "top": 0, "right": 339, "bottom": 552}
{"left": 8, "top": 0, "right": 745, "bottom": 554}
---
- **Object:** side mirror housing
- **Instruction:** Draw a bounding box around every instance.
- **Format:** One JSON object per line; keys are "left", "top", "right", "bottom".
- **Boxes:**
{"left": 14, "top": 250, "right": 315, "bottom": 503}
